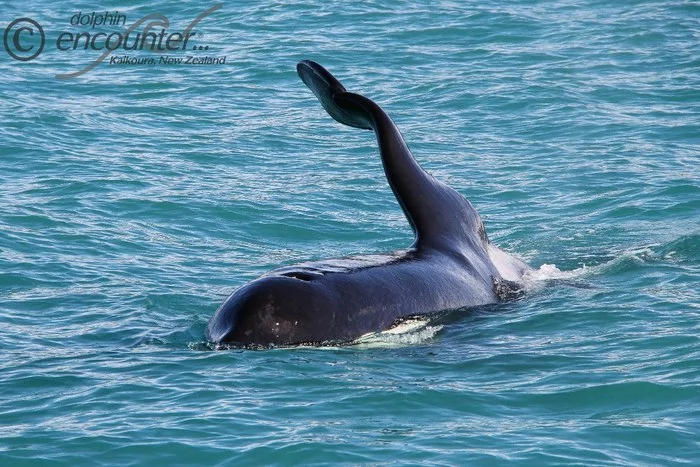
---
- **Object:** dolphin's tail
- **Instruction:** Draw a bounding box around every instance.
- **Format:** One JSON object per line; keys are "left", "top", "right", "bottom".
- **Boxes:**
{"left": 296, "top": 60, "right": 474, "bottom": 251}
{"left": 296, "top": 60, "right": 375, "bottom": 130}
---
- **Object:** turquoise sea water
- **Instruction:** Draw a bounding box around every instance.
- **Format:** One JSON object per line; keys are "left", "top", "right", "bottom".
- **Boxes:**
{"left": 1, "top": 0, "right": 698, "bottom": 464}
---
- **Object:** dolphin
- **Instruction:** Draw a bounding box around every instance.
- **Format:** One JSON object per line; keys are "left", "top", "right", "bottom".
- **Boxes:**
{"left": 206, "top": 60, "right": 531, "bottom": 346}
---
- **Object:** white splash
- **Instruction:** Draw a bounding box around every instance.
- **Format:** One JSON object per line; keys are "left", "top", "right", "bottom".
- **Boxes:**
{"left": 519, "top": 262, "right": 592, "bottom": 292}
{"left": 524, "top": 263, "right": 589, "bottom": 281}
{"left": 351, "top": 317, "right": 442, "bottom": 348}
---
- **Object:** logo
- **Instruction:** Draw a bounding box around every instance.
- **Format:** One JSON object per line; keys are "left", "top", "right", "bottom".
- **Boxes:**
{"left": 2, "top": 3, "right": 223, "bottom": 78}
{"left": 3, "top": 17, "right": 45, "bottom": 61}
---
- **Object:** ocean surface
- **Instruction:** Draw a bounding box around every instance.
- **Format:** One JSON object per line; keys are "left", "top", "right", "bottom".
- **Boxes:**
{"left": 1, "top": 0, "right": 698, "bottom": 465}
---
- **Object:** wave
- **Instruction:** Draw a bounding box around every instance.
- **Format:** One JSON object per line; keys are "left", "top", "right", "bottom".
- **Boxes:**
{"left": 523, "top": 233, "right": 699, "bottom": 288}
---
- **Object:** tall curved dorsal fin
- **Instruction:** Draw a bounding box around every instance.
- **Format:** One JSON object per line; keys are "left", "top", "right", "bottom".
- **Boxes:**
{"left": 297, "top": 60, "right": 478, "bottom": 252}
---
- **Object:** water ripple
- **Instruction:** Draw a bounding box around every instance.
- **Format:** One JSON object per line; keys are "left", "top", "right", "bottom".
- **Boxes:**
{"left": 1, "top": 0, "right": 698, "bottom": 464}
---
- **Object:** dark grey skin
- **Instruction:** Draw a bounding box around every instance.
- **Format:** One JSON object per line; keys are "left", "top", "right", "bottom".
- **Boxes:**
{"left": 207, "top": 60, "right": 531, "bottom": 346}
